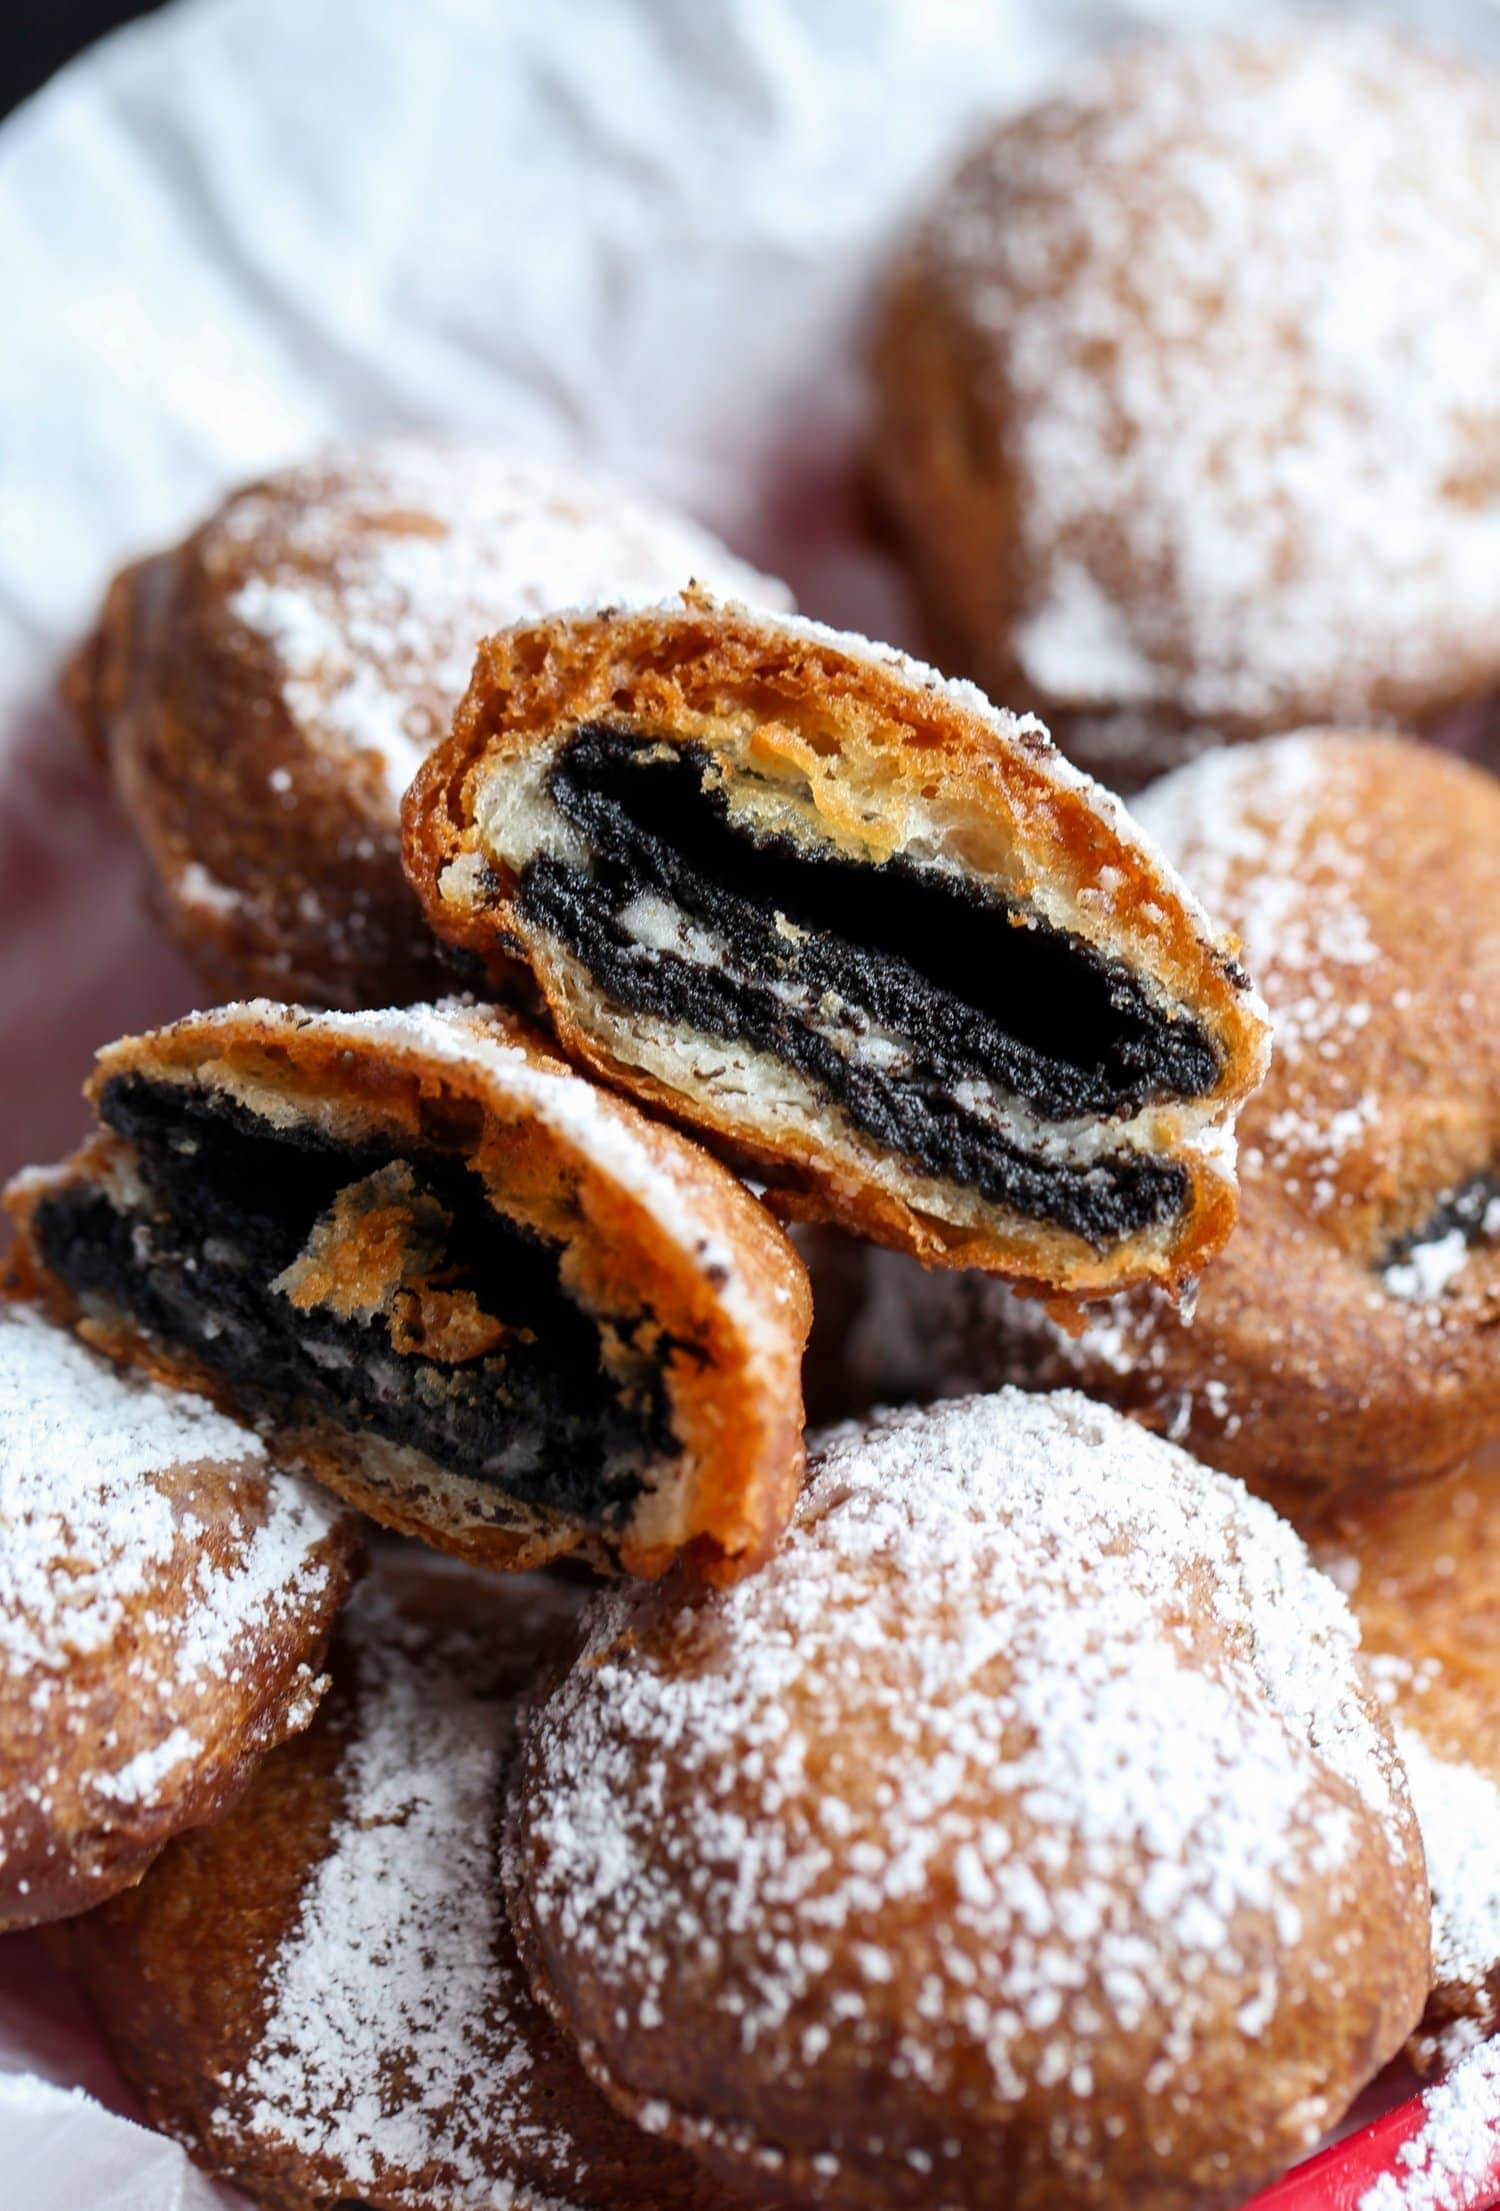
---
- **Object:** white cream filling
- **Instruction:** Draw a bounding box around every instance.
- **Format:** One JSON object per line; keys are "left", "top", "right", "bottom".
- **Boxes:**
{"left": 472, "top": 746, "right": 592, "bottom": 875}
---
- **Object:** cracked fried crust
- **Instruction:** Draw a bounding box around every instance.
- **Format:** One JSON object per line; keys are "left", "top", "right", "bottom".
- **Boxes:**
{"left": 403, "top": 591, "right": 1268, "bottom": 1301}
{"left": 6, "top": 998, "right": 811, "bottom": 1586}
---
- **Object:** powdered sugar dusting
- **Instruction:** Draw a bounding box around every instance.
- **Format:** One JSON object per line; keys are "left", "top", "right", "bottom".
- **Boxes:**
{"left": 228, "top": 1573, "right": 590, "bottom": 2210}
{"left": 89, "top": 1725, "right": 202, "bottom": 1807}
{"left": 0, "top": 1305, "right": 315, "bottom": 1674}
{"left": 1133, "top": 736, "right": 1396, "bottom": 1273}
{"left": 0, "top": 1308, "right": 342, "bottom": 1848}
{"left": 224, "top": 443, "right": 790, "bottom": 801}
{"left": 1358, "top": 2038, "right": 1500, "bottom": 2211}
{"left": 1394, "top": 1731, "right": 1500, "bottom": 2053}
{"left": 1139, "top": 733, "right": 1375, "bottom": 1079}
{"left": 521, "top": 1391, "right": 1411, "bottom": 2142}
{"left": 1384, "top": 1230, "right": 1487, "bottom": 1307}
{"left": 1138, "top": 734, "right": 1495, "bottom": 1305}
{"left": 923, "top": 27, "right": 1500, "bottom": 729}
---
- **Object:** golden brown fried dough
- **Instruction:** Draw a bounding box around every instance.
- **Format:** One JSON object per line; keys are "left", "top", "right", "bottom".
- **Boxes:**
{"left": 0, "top": 1301, "right": 354, "bottom": 1930}
{"left": 508, "top": 1391, "right": 1428, "bottom": 2211}
{"left": 871, "top": 28, "right": 1500, "bottom": 787}
{"left": 1312, "top": 1454, "right": 1500, "bottom": 2073}
{"left": 823, "top": 734, "right": 1500, "bottom": 1516}
{"left": 65, "top": 441, "right": 789, "bottom": 1006}
{"left": 55, "top": 1562, "right": 744, "bottom": 2211}
{"left": 7, "top": 997, "right": 810, "bottom": 1585}
{"left": 404, "top": 589, "right": 1267, "bottom": 1299}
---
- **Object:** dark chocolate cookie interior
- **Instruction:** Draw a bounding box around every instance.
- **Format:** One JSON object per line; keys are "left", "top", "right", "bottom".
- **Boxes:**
{"left": 517, "top": 726, "right": 1213, "bottom": 1246}
{"left": 33, "top": 1075, "right": 679, "bottom": 1527}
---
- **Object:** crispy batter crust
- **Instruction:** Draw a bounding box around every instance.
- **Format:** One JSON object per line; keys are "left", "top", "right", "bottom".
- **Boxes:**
{"left": 7, "top": 1000, "right": 811, "bottom": 1585}
{"left": 402, "top": 592, "right": 1267, "bottom": 1298}
{"left": 1310, "top": 1452, "right": 1500, "bottom": 2067}
{"left": 0, "top": 1304, "right": 357, "bottom": 1931}
{"left": 51, "top": 1563, "right": 743, "bottom": 2211}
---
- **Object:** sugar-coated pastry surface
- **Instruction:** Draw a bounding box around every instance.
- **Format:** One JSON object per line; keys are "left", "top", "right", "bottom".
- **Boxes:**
{"left": 55, "top": 1561, "right": 746, "bottom": 2211}
{"left": 0, "top": 1302, "right": 355, "bottom": 1930}
{"left": 825, "top": 733, "right": 1500, "bottom": 1513}
{"left": 63, "top": 440, "right": 790, "bottom": 1007}
{"left": 872, "top": 27, "right": 1500, "bottom": 785}
{"left": 7, "top": 998, "right": 810, "bottom": 1584}
{"left": 1314, "top": 1455, "right": 1500, "bottom": 2075}
{"left": 508, "top": 1390, "right": 1429, "bottom": 2211}
{"left": 404, "top": 588, "right": 1268, "bottom": 1299}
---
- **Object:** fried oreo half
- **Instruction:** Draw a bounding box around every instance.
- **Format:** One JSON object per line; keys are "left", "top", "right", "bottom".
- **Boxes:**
{"left": 8, "top": 999, "right": 810, "bottom": 1584}
{"left": 404, "top": 592, "right": 1268, "bottom": 1297}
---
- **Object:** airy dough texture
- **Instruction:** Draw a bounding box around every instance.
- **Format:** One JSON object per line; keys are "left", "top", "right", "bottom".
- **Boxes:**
{"left": 404, "top": 590, "right": 1268, "bottom": 1299}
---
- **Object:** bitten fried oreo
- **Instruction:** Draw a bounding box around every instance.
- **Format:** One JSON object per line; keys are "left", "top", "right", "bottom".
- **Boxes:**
{"left": 508, "top": 1391, "right": 1428, "bottom": 2211}
{"left": 871, "top": 28, "right": 1500, "bottom": 787}
{"left": 64, "top": 441, "right": 788, "bottom": 1007}
{"left": 8, "top": 998, "right": 810, "bottom": 1583}
{"left": 403, "top": 591, "right": 1267, "bottom": 1296}
{"left": 825, "top": 734, "right": 1500, "bottom": 1513}
{"left": 1314, "top": 1455, "right": 1500, "bottom": 2074}
{"left": 55, "top": 1562, "right": 740, "bottom": 2211}
{"left": 0, "top": 1302, "right": 354, "bottom": 1931}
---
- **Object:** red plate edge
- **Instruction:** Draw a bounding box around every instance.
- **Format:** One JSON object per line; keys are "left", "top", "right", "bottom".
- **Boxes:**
{"left": 1243, "top": 2081, "right": 1500, "bottom": 2211}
